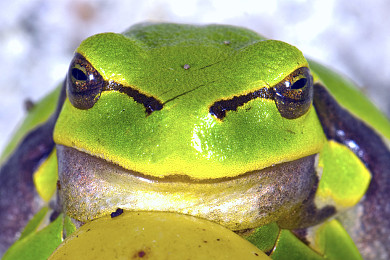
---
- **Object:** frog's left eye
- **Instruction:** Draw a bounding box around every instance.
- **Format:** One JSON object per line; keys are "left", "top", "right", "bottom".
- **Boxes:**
{"left": 272, "top": 67, "right": 313, "bottom": 119}
{"left": 66, "top": 53, "right": 104, "bottom": 110}
{"left": 209, "top": 67, "right": 313, "bottom": 120}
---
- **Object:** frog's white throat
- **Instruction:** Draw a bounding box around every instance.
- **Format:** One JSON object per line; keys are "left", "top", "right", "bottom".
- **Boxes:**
{"left": 57, "top": 145, "right": 321, "bottom": 231}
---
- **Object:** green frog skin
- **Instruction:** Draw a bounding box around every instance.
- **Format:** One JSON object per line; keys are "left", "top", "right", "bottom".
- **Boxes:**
{"left": 1, "top": 23, "right": 389, "bottom": 260}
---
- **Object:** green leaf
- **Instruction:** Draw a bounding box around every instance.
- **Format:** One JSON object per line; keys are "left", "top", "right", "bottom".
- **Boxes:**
{"left": 18, "top": 207, "right": 49, "bottom": 240}
{"left": 3, "top": 214, "right": 63, "bottom": 260}
{"left": 244, "top": 222, "right": 280, "bottom": 252}
{"left": 315, "top": 219, "right": 362, "bottom": 260}
{"left": 271, "top": 229, "right": 323, "bottom": 260}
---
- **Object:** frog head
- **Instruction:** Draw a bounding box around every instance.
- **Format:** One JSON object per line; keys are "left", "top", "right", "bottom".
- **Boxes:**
{"left": 54, "top": 23, "right": 327, "bottom": 230}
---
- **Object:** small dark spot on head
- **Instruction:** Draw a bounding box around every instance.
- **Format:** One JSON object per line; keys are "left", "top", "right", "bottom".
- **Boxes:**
{"left": 111, "top": 208, "right": 124, "bottom": 218}
{"left": 202, "top": 228, "right": 206, "bottom": 231}
{"left": 138, "top": 250, "right": 146, "bottom": 257}
{"left": 216, "top": 238, "right": 220, "bottom": 241}
{"left": 254, "top": 252, "right": 259, "bottom": 256}
{"left": 203, "top": 240, "right": 208, "bottom": 243}
{"left": 223, "top": 40, "right": 231, "bottom": 45}
{"left": 133, "top": 248, "right": 150, "bottom": 258}
{"left": 183, "top": 64, "right": 190, "bottom": 70}
{"left": 86, "top": 228, "right": 91, "bottom": 232}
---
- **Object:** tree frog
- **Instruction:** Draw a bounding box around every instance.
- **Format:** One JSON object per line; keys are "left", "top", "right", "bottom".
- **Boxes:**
{"left": 1, "top": 23, "right": 389, "bottom": 260}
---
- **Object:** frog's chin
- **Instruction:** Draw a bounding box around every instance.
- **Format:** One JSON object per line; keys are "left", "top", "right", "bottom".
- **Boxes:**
{"left": 57, "top": 144, "right": 322, "bottom": 231}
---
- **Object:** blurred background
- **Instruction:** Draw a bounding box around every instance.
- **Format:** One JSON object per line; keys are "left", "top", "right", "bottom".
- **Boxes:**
{"left": 0, "top": 0, "right": 389, "bottom": 151}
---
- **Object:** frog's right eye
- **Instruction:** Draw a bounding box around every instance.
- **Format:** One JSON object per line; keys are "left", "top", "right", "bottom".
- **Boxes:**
{"left": 67, "top": 53, "right": 104, "bottom": 110}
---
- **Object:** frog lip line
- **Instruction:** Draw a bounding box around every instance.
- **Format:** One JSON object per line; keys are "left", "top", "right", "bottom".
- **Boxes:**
{"left": 57, "top": 145, "right": 317, "bottom": 183}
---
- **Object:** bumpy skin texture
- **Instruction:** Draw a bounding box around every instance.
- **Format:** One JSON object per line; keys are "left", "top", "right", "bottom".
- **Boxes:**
{"left": 0, "top": 23, "right": 389, "bottom": 259}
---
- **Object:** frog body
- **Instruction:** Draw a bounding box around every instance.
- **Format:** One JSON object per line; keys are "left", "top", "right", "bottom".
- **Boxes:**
{"left": 0, "top": 23, "right": 389, "bottom": 259}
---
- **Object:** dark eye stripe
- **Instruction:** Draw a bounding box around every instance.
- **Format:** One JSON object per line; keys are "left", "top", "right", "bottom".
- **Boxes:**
{"left": 209, "top": 67, "right": 313, "bottom": 120}
{"left": 67, "top": 53, "right": 163, "bottom": 114}
{"left": 209, "top": 88, "right": 274, "bottom": 119}
{"left": 103, "top": 82, "right": 163, "bottom": 114}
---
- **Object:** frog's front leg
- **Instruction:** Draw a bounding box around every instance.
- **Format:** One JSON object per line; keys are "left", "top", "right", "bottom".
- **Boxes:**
{"left": 313, "top": 83, "right": 390, "bottom": 260}
{"left": 0, "top": 123, "right": 53, "bottom": 254}
{"left": 0, "top": 85, "right": 66, "bottom": 255}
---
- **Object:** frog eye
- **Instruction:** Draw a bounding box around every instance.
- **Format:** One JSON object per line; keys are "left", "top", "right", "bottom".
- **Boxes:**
{"left": 272, "top": 67, "right": 313, "bottom": 119}
{"left": 209, "top": 67, "right": 313, "bottom": 120}
{"left": 67, "top": 53, "right": 104, "bottom": 110}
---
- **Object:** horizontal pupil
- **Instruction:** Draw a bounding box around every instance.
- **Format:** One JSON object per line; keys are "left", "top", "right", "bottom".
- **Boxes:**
{"left": 291, "top": 78, "right": 307, "bottom": 90}
{"left": 72, "top": 68, "right": 88, "bottom": 81}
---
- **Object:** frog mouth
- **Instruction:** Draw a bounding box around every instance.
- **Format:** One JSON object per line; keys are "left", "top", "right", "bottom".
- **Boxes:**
{"left": 57, "top": 145, "right": 320, "bottom": 231}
